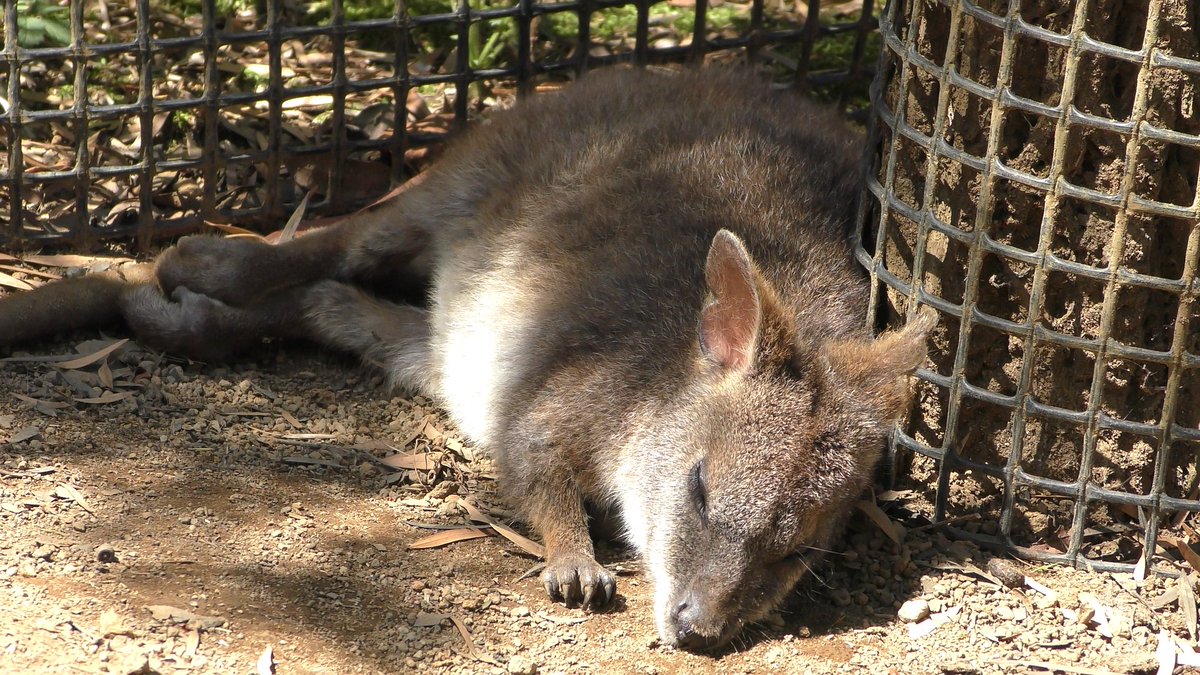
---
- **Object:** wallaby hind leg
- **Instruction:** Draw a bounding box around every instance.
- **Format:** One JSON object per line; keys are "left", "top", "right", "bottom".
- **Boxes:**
{"left": 122, "top": 279, "right": 433, "bottom": 390}
{"left": 120, "top": 284, "right": 313, "bottom": 362}
{"left": 303, "top": 280, "right": 434, "bottom": 394}
{"left": 156, "top": 188, "right": 442, "bottom": 307}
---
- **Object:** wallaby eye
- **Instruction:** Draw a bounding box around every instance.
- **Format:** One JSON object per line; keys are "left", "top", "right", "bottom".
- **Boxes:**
{"left": 689, "top": 460, "right": 708, "bottom": 523}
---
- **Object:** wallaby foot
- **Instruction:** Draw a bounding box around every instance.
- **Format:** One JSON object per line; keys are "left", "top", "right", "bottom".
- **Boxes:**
{"left": 120, "top": 284, "right": 289, "bottom": 361}
{"left": 156, "top": 235, "right": 282, "bottom": 305}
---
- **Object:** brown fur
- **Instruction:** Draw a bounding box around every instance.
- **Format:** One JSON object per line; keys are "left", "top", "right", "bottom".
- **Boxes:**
{"left": 0, "top": 66, "right": 934, "bottom": 651}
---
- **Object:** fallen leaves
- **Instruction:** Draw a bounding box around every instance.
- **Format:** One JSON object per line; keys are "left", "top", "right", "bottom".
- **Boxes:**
{"left": 460, "top": 499, "right": 546, "bottom": 559}
{"left": 409, "top": 527, "right": 490, "bottom": 549}
{"left": 856, "top": 499, "right": 904, "bottom": 546}
{"left": 256, "top": 645, "right": 276, "bottom": 675}
{"left": 144, "top": 605, "right": 226, "bottom": 631}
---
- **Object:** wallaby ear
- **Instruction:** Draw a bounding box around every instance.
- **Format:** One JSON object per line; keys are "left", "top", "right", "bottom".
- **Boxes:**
{"left": 822, "top": 309, "right": 937, "bottom": 419}
{"left": 699, "top": 229, "right": 761, "bottom": 373}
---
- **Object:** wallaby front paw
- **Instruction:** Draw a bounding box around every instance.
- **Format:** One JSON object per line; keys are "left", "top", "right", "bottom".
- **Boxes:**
{"left": 541, "top": 553, "right": 616, "bottom": 610}
{"left": 156, "top": 235, "right": 274, "bottom": 305}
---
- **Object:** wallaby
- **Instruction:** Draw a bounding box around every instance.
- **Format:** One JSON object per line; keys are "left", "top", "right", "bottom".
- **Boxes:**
{"left": 0, "top": 66, "right": 934, "bottom": 650}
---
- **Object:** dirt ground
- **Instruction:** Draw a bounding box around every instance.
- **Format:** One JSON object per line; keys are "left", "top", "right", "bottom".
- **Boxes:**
{"left": 1, "top": 333, "right": 1198, "bottom": 675}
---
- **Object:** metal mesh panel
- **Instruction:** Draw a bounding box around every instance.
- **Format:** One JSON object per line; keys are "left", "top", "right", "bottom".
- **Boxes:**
{"left": 0, "top": 0, "right": 878, "bottom": 249}
{"left": 857, "top": 0, "right": 1200, "bottom": 574}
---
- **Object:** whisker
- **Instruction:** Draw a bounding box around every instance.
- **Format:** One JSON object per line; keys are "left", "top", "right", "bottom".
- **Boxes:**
{"left": 794, "top": 543, "right": 844, "bottom": 556}
{"left": 798, "top": 555, "right": 830, "bottom": 588}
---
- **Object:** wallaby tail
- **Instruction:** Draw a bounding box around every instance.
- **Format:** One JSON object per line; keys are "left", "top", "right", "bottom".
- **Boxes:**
{"left": 0, "top": 263, "right": 156, "bottom": 347}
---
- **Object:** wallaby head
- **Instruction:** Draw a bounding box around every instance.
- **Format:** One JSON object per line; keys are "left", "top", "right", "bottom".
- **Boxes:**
{"left": 621, "top": 229, "right": 934, "bottom": 651}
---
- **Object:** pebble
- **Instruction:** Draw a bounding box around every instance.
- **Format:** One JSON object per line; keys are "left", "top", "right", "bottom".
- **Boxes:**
{"left": 506, "top": 655, "right": 537, "bottom": 675}
{"left": 986, "top": 558, "right": 1025, "bottom": 588}
{"left": 898, "top": 599, "right": 930, "bottom": 623}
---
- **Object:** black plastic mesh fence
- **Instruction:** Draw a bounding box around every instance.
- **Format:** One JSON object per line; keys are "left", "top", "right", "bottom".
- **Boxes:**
{"left": 0, "top": 0, "right": 878, "bottom": 250}
{"left": 857, "top": 0, "right": 1200, "bottom": 574}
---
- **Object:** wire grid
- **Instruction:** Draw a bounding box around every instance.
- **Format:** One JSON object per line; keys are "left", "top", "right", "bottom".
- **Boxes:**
{"left": 0, "top": 0, "right": 877, "bottom": 250}
{"left": 856, "top": 0, "right": 1200, "bottom": 574}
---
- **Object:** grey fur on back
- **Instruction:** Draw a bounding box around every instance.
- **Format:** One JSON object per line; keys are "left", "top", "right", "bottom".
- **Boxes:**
{"left": 425, "top": 67, "right": 868, "bottom": 447}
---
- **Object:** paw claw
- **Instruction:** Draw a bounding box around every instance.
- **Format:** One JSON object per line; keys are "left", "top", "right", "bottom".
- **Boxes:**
{"left": 540, "top": 554, "right": 616, "bottom": 612}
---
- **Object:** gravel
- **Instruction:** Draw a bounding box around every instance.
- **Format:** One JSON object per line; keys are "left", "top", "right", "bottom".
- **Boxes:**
{"left": 0, "top": 336, "right": 1195, "bottom": 674}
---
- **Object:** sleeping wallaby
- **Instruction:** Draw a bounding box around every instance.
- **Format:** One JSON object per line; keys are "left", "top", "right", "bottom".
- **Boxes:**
{"left": 0, "top": 66, "right": 934, "bottom": 650}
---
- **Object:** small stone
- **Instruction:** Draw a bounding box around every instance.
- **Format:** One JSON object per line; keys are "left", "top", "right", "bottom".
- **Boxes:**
{"left": 510, "top": 606, "right": 531, "bottom": 618}
{"left": 897, "top": 599, "right": 930, "bottom": 623}
{"left": 986, "top": 558, "right": 1025, "bottom": 588}
{"left": 427, "top": 481, "right": 459, "bottom": 501}
{"left": 97, "top": 610, "right": 130, "bottom": 637}
{"left": 506, "top": 654, "right": 537, "bottom": 675}
{"left": 31, "top": 543, "right": 55, "bottom": 561}
{"left": 95, "top": 544, "right": 118, "bottom": 563}
{"left": 996, "top": 605, "right": 1014, "bottom": 621}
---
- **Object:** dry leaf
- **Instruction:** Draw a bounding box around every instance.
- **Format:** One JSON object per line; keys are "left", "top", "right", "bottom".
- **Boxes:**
{"left": 12, "top": 393, "right": 70, "bottom": 412}
{"left": 856, "top": 499, "right": 904, "bottom": 546}
{"left": 1158, "top": 629, "right": 1178, "bottom": 675}
{"left": 449, "top": 615, "right": 500, "bottom": 666}
{"left": 1025, "top": 576, "right": 1058, "bottom": 602}
{"left": 98, "top": 360, "right": 114, "bottom": 390}
{"left": 280, "top": 432, "right": 336, "bottom": 440}
{"left": 409, "top": 528, "right": 489, "bottom": 549}
{"left": 256, "top": 645, "right": 275, "bottom": 675}
{"left": 21, "top": 254, "right": 133, "bottom": 268}
{"left": 205, "top": 222, "right": 264, "bottom": 238}
{"left": 414, "top": 612, "right": 451, "bottom": 627}
{"left": 934, "top": 560, "right": 1007, "bottom": 589}
{"left": 908, "top": 606, "right": 960, "bottom": 639}
{"left": 0, "top": 263, "right": 60, "bottom": 280}
{"left": 380, "top": 452, "right": 438, "bottom": 471}
{"left": 277, "top": 190, "right": 312, "bottom": 243}
{"left": 183, "top": 629, "right": 201, "bottom": 658}
{"left": 1180, "top": 575, "right": 1197, "bottom": 641}
{"left": 280, "top": 410, "right": 302, "bottom": 429}
{"left": 53, "top": 483, "right": 95, "bottom": 514}
{"left": 74, "top": 391, "right": 133, "bottom": 405}
{"left": 144, "top": 605, "right": 226, "bottom": 629}
{"left": 1164, "top": 535, "right": 1200, "bottom": 575}
{"left": 1134, "top": 551, "right": 1149, "bottom": 582}
{"left": 57, "top": 339, "right": 129, "bottom": 370}
{"left": 460, "top": 500, "right": 546, "bottom": 558}
{"left": 0, "top": 272, "right": 34, "bottom": 290}
{"left": 3, "top": 425, "right": 41, "bottom": 444}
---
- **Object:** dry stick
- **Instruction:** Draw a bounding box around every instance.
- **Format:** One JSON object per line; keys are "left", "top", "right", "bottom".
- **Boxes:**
{"left": 910, "top": 513, "right": 982, "bottom": 533}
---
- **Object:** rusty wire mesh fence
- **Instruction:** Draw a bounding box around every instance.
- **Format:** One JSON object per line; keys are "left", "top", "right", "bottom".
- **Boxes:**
{"left": 857, "top": 0, "right": 1200, "bottom": 574}
{"left": 0, "top": 0, "right": 878, "bottom": 250}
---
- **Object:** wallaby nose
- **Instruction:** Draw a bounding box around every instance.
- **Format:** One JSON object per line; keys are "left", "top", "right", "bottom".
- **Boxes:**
{"left": 672, "top": 598, "right": 723, "bottom": 651}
